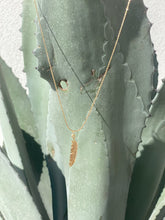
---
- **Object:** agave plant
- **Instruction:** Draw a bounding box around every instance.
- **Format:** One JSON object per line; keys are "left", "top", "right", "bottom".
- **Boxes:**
{"left": 0, "top": 0, "right": 165, "bottom": 219}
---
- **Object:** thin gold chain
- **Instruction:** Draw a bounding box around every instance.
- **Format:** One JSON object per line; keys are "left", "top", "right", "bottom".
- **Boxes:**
{"left": 33, "top": 0, "right": 131, "bottom": 134}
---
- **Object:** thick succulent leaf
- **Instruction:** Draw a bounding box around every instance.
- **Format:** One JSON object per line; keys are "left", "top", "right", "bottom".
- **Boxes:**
{"left": 149, "top": 186, "right": 165, "bottom": 220}
{"left": 155, "top": 207, "right": 165, "bottom": 220}
{"left": 45, "top": 155, "right": 68, "bottom": 220}
{"left": 101, "top": 0, "right": 154, "bottom": 111}
{"left": 151, "top": 52, "right": 158, "bottom": 99}
{"left": 0, "top": 67, "right": 49, "bottom": 219}
{"left": 22, "top": 130, "right": 44, "bottom": 184}
{"left": 142, "top": 81, "right": 165, "bottom": 145}
{"left": 98, "top": 54, "right": 147, "bottom": 220}
{"left": 0, "top": 90, "right": 23, "bottom": 168}
{"left": 38, "top": 161, "right": 53, "bottom": 220}
{"left": 22, "top": 130, "right": 53, "bottom": 219}
{"left": 155, "top": 120, "right": 165, "bottom": 143}
{"left": 45, "top": 52, "right": 147, "bottom": 220}
{"left": 35, "top": 1, "right": 110, "bottom": 218}
{"left": 22, "top": 0, "right": 50, "bottom": 149}
{"left": 33, "top": 0, "right": 149, "bottom": 219}
{"left": 0, "top": 58, "right": 38, "bottom": 141}
{"left": 35, "top": 0, "right": 109, "bottom": 88}
{"left": 0, "top": 151, "right": 41, "bottom": 220}
{"left": 125, "top": 138, "right": 165, "bottom": 220}
{"left": 22, "top": 2, "right": 62, "bottom": 218}
{"left": 46, "top": 89, "right": 109, "bottom": 220}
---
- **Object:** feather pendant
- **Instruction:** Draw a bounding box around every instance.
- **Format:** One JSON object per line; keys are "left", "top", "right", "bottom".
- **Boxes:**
{"left": 69, "top": 133, "right": 78, "bottom": 167}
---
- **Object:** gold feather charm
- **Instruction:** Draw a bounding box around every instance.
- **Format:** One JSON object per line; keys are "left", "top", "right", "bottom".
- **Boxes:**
{"left": 69, "top": 133, "right": 78, "bottom": 167}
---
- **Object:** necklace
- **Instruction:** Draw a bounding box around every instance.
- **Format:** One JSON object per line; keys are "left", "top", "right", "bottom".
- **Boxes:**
{"left": 33, "top": 0, "right": 132, "bottom": 167}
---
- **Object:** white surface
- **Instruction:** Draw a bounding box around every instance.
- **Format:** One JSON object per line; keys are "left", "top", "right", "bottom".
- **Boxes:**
{"left": 0, "top": 0, "right": 25, "bottom": 88}
{"left": 144, "top": 0, "right": 165, "bottom": 87}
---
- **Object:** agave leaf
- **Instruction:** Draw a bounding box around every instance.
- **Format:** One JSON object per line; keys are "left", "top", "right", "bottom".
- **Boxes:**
{"left": 101, "top": 0, "right": 154, "bottom": 111}
{"left": 98, "top": 53, "right": 147, "bottom": 220}
{"left": 34, "top": 0, "right": 115, "bottom": 129}
{"left": 155, "top": 206, "right": 165, "bottom": 220}
{"left": 22, "top": 0, "right": 50, "bottom": 150}
{"left": 0, "top": 89, "right": 23, "bottom": 168}
{"left": 22, "top": 130, "right": 44, "bottom": 184}
{"left": 46, "top": 88, "right": 109, "bottom": 220}
{"left": 155, "top": 120, "right": 165, "bottom": 143}
{"left": 0, "top": 151, "right": 41, "bottom": 220}
{"left": 38, "top": 161, "right": 53, "bottom": 220}
{"left": 125, "top": 138, "right": 165, "bottom": 220}
{"left": 127, "top": 81, "right": 165, "bottom": 220}
{"left": 34, "top": 1, "right": 111, "bottom": 218}
{"left": 0, "top": 64, "right": 49, "bottom": 219}
{"left": 149, "top": 186, "right": 165, "bottom": 220}
{"left": 45, "top": 155, "right": 68, "bottom": 220}
{"left": 0, "top": 58, "right": 38, "bottom": 141}
{"left": 32, "top": 0, "right": 150, "bottom": 219}
{"left": 22, "top": 2, "right": 68, "bottom": 218}
{"left": 45, "top": 52, "right": 147, "bottom": 219}
{"left": 35, "top": 0, "right": 109, "bottom": 87}
{"left": 21, "top": 130, "right": 53, "bottom": 219}
{"left": 142, "top": 81, "right": 165, "bottom": 145}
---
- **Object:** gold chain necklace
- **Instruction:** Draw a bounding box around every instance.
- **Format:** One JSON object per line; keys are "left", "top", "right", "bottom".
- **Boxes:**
{"left": 33, "top": 0, "right": 131, "bottom": 167}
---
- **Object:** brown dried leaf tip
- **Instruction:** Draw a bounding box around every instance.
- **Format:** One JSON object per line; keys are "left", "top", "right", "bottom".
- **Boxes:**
{"left": 69, "top": 133, "right": 78, "bottom": 167}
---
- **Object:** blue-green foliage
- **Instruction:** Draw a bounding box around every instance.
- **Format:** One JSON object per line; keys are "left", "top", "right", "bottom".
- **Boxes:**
{"left": 0, "top": 0, "right": 164, "bottom": 219}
